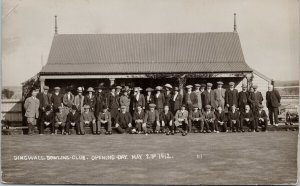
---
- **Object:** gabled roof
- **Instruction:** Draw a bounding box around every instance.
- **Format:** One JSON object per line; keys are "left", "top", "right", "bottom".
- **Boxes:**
{"left": 41, "top": 32, "right": 252, "bottom": 75}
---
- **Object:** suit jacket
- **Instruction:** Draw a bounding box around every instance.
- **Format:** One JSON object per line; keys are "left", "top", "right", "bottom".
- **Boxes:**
{"left": 170, "top": 93, "right": 183, "bottom": 112}
{"left": 51, "top": 93, "right": 63, "bottom": 110}
{"left": 225, "top": 89, "right": 238, "bottom": 107}
{"left": 67, "top": 111, "right": 80, "bottom": 123}
{"left": 55, "top": 112, "right": 67, "bottom": 123}
{"left": 144, "top": 110, "right": 160, "bottom": 123}
{"left": 238, "top": 91, "right": 249, "bottom": 109}
{"left": 24, "top": 96, "right": 40, "bottom": 118}
{"left": 174, "top": 110, "right": 189, "bottom": 123}
{"left": 145, "top": 94, "right": 154, "bottom": 110}
{"left": 116, "top": 112, "right": 132, "bottom": 128}
{"left": 95, "top": 93, "right": 106, "bottom": 117}
{"left": 133, "top": 93, "right": 145, "bottom": 109}
{"left": 74, "top": 94, "right": 85, "bottom": 113}
{"left": 214, "top": 111, "right": 226, "bottom": 122}
{"left": 63, "top": 93, "right": 75, "bottom": 108}
{"left": 228, "top": 110, "right": 240, "bottom": 121}
{"left": 120, "top": 95, "right": 131, "bottom": 107}
{"left": 80, "top": 112, "right": 96, "bottom": 122}
{"left": 203, "top": 111, "right": 216, "bottom": 121}
{"left": 160, "top": 111, "right": 174, "bottom": 124}
{"left": 164, "top": 92, "right": 172, "bottom": 106}
{"left": 108, "top": 93, "right": 120, "bottom": 109}
{"left": 214, "top": 88, "right": 226, "bottom": 102}
{"left": 36, "top": 92, "right": 51, "bottom": 110}
{"left": 41, "top": 112, "right": 54, "bottom": 123}
{"left": 240, "top": 110, "right": 254, "bottom": 121}
{"left": 189, "top": 111, "right": 203, "bottom": 121}
{"left": 98, "top": 111, "right": 112, "bottom": 123}
{"left": 254, "top": 110, "right": 268, "bottom": 120}
{"left": 194, "top": 91, "right": 203, "bottom": 109}
{"left": 133, "top": 110, "right": 145, "bottom": 122}
{"left": 266, "top": 90, "right": 281, "bottom": 108}
{"left": 154, "top": 93, "right": 165, "bottom": 109}
{"left": 203, "top": 90, "right": 217, "bottom": 108}
{"left": 84, "top": 95, "right": 96, "bottom": 111}
{"left": 183, "top": 92, "right": 198, "bottom": 110}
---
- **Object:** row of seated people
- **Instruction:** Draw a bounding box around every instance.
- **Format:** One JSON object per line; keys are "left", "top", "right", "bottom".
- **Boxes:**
{"left": 39, "top": 101, "right": 268, "bottom": 136}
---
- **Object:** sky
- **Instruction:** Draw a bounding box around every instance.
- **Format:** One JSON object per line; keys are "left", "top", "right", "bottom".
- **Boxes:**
{"left": 2, "top": 0, "right": 299, "bottom": 86}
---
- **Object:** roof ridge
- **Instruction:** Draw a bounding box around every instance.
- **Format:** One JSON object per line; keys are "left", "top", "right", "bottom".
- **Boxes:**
{"left": 55, "top": 32, "right": 238, "bottom": 36}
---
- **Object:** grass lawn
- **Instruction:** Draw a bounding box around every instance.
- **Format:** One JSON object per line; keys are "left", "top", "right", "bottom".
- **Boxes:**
{"left": 1, "top": 131, "right": 298, "bottom": 185}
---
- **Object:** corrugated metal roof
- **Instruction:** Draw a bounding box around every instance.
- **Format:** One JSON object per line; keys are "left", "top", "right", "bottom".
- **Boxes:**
{"left": 41, "top": 32, "right": 252, "bottom": 74}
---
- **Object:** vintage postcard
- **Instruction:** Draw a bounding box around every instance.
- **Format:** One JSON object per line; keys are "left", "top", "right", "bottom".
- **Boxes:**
{"left": 1, "top": 0, "right": 298, "bottom": 185}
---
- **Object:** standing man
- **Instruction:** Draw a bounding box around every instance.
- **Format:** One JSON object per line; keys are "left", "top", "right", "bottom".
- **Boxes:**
{"left": 63, "top": 88, "right": 75, "bottom": 114}
{"left": 266, "top": 85, "right": 281, "bottom": 126}
{"left": 214, "top": 81, "right": 226, "bottom": 110}
{"left": 51, "top": 87, "right": 64, "bottom": 113}
{"left": 238, "top": 84, "right": 249, "bottom": 112}
{"left": 74, "top": 87, "right": 85, "bottom": 113}
{"left": 194, "top": 84, "right": 203, "bottom": 111}
{"left": 120, "top": 89, "right": 131, "bottom": 112}
{"left": 36, "top": 85, "right": 51, "bottom": 131}
{"left": 183, "top": 85, "right": 198, "bottom": 112}
{"left": 133, "top": 87, "right": 145, "bottom": 111}
{"left": 164, "top": 84, "right": 173, "bottom": 106}
{"left": 95, "top": 85, "right": 105, "bottom": 119}
{"left": 24, "top": 90, "right": 40, "bottom": 135}
{"left": 248, "top": 85, "right": 264, "bottom": 112}
{"left": 154, "top": 86, "right": 165, "bottom": 113}
{"left": 108, "top": 86, "right": 120, "bottom": 126}
{"left": 145, "top": 88, "right": 154, "bottom": 110}
{"left": 170, "top": 87, "right": 182, "bottom": 114}
{"left": 225, "top": 82, "right": 238, "bottom": 111}
{"left": 203, "top": 83, "right": 217, "bottom": 110}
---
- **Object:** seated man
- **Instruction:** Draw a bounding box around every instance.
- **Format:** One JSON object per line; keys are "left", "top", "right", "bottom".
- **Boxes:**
{"left": 79, "top": 105, "right": 96, "bottom": 135}
{"left": 143, "top": 104, "right": 160, "bottom": 134}
{"left": 203, "top": 105, "right": 215, "bottom": 133}
{"left": 160, "top": 105, "right": 174, "bottom": 135}
{"left": 174, "top": 105, "right": 189, "bottom": 136}
{"left": 189, "top": 106, "right": 205, "bottom": 133}
{"left": 40, "top": 105, "right": 54, "bottom": 134}
{"left": 66, "top": 105, "right": 80, "bottom": 135}
{"left": 133, "top": 105, "right": 145, "bottom": 134}
{"left": 97, "top": 105, "right": 112, "bottom": 135}
{"left": 254, "top": 104, "right": 268, "bottom": 132}
{"left": 214, "top": 106, "right": 227, "bottom": 133}
{"left": 228, "top": 105, "right": 240, "bottom": 132}
{"left": 115, "top": 106, "right": 133, "bottom": 134}
{"left": 55, "top": 106, "right": 67, "bottom": 135}
{"left": 240, "top": 105, "right": 256, "bottom": 132}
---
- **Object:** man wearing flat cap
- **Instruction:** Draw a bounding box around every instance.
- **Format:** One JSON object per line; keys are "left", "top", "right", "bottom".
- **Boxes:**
{"left": 225, "top": 82, "right": 239, "bottom": 111}
{"left": 51, "top": 87, "right": 64, "bottom": 113}
{"left": 63, "top": 87, "right": 75, "bottom": 114}
{"left": 214, "top": 81, "right": 226, "bottom": 110}
{"left": 194, "top": 84, "right": 204, "bottom": 111}
{"left": 84, "top": 87, "right": 96, "bottom": 113}
{"left": 183, "top": 85, "right": 198, "bottom": 112}
{"left": 203, "top": 83, "right": 217, "bottom": 110}
{"left": 74, "top": 87, "right": 85, "bottom": 113}
{"left": 248, "top": 85, "right": 263, "bottom": 112}
{"left": 189, "top": 106, "right": 204, "bottom": 133}
{"left": 115, "top": 106, "right": 133, "bottom": 134}
{"left": 154, "top": 86, "right": 165, "bottom": 113}
{"left": 66, "top": 105, "right": 80, "bottom": 135}
{"left": 174, "top": 104, "right": 189, "bottom": 136}
{"left": 203, "top": 105, "right": 215, "bottom": 133}
{"left": 133, "top": 87, "right": 146, "bottom": 111}
{"left": 238, "top": 84, "right": 249, "bottom": 112}
{"left": 36, "top": 85, "right": 52, "bottom": 130}
{"left": 170, "top": 87, "right": 183, "bottom": 114}
{"left": 145, "top": 88, "right": 155, "bottom": 110}
{"left": 79, "top": 105, "right": 96, "bottom": 135}
{"left": 24, "top": 90, "right": 40, "bottom": 135}
{"left": 143, "top": 104, "right": 160, "bottom": 133}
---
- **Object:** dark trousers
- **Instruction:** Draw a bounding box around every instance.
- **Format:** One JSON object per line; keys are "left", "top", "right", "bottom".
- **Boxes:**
{"left": 66, "top": 122, "right": 79, "bottom": 134}
{"left": 190, "top": 120, "right": 205, "bottom": 131}
{"left": 242, "top": 119, "right": 256, "bottom": 131}
{"left": 204, "top": 120, "right": 216, "bottom": 131}
{"left": 257, "top": 119, "right": 267, "bottom": 131}
{"left": 110, "top": 108, "right": 119, "bottom": 125}
{"left": 116, "top": 126, "right": 132, "bottom": 134}
{"left": 230, "top": 120, "right": 240, "bottom": 131}
{"left": 99, "top": 121, "right": 112, "bottom": 132}
{"left": 215, "top": 121, "right": 228, "bottom": 132}
{"left": 79, "top": 121, "right": 93, "bottom": 134}
{"left": 143, "top": 122, "right": 160, "bottom": 132}
{"left": 40, "top": 122, "right": 54, "bottom": 134}
{"left": 268, "top": 107, "right": 279, "bottom": 124}
{"left": 134, "top": 121, "right": 143, "bottom": 131}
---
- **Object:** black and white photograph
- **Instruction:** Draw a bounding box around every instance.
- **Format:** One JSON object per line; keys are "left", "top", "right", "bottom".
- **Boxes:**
{"left": 1, "top": 0, "right": 299, "bottom": 185}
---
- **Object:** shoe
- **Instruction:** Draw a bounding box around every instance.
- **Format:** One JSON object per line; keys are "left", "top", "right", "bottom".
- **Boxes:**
{"left": 248, "top": 129, "right": 252, "bottom": 132}
{"left": 166, "top": 132, "right": 170, "bottom": 135}
{"left": 274, "top": 124, "right": 279, "bottom": 127}
{"left": 255, "top": 130, "right": 259, "bottom": 132}
{"left": 213, "top": 130, "right": 217, "bottom": 133}
{"left": 216, "top": 131, "right": 219, "bottom": 133}
{"left": 182, "top": 133, "right": 186, "bottom": 136}
{"left": 226, "top": 130, "right": 229, "bottom": 133}
{"left": 241, "top": 130, "right": 245, "bottom": 132}
{"left": 97, "top": 132, "right": 101, "bottom": 135}
{"left": 39, "top": 133, "right": 44, "bottom": 135}
{"left": 207, "top": 130, "right": 211, "bottom": 133}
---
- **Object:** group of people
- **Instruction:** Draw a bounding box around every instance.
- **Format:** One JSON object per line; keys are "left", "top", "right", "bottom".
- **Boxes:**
{"left": 24, "top": 81, "right": 281, "bottom": 136}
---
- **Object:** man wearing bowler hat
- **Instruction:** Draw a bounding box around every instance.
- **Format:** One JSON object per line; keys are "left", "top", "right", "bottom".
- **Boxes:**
{"left": 66, "top": 105, "right": 80, "bottom": 135}
{"left": 51, "top": 87, "right": 64, "bottom": 113}
{"left": 183, "top": 85, "right": 198, "bottom": 112}
{"left": 225, "top": 82, "right": 239, "bottom": 111}
{"left": 238, "top": 84, "right": 249, "bottom": 112}
{"left": 203, "top": 83, "right": 217, "bottom": 110}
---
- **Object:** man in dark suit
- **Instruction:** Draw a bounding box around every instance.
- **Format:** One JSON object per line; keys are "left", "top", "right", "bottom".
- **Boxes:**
{"left": 95, "top": 85, "right": 105, "bottom": 118}
{"left": 36, "top": 85, "right": 52, "bottom": 131}
{"left": 108, "top": 86, "right": 120, "bottom": 125}
{"left": 170, "top": 87, "right": 182, "bottom": 114}
{"left": 203, "top": 83, "right": 217, "bottom": 110}
{"left": 145, "top": 88, "right": 155, "bottom": 111}
{"left": 154, "top": 86, "right": 165, "bottom": 113}
{"left": 133, "top": 87, "right": 145, "bottom": 111}
{"left": 183, "top": 85, "right": 198, "bottom": 112}
{"left": 51, "top": 87, "right": 64, "bottom": 113}
{"left": 248, "top": 85, "right": 264, "bottom": 112}
{"left": 225, "top": 82, "right": 238, "bottom": 111}
{"left": 254, "top": 104, "right": 268, "bottom": 131}
{"left": 266, "top": 85, "right": 281, "bottom": 126}
{"left": 238, "top": 84, "right": 249, "bottom": 112}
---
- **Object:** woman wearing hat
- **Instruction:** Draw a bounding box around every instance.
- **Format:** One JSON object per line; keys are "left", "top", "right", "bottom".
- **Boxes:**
{"left": 145, "top": 88, "right": 154, "bottom": 111}
{"left": 108, "top": 86, "right": 120, "bottom": 125}
{"left": 95, "top": 85, "right": 106, "bottom": 118}
{"left": 74, "top": 87, "right": 85, "bottom": 113}
{"left": 84, "top": 87, "right": 96, "bottom": 113}
{"left": 51, "top": 87, "right": 64, "bottom": 113}
{"left": 63, "top": 88, "right": 75, "bottom": 114}
{"left": 132, "top": 87, "right": 145, "bottom": 111}
{"left": 154, "top": 86, "right": 165, "bottom": 113}
{"left": 164, "top": 84, "right": 173, "bottom": 107}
